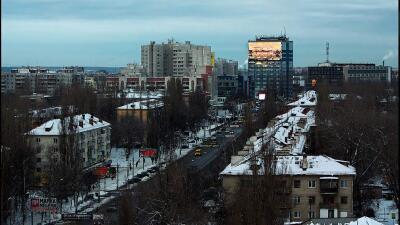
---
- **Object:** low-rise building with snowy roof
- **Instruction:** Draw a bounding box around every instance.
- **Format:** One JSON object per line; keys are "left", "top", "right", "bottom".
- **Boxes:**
{"left": 221, "top": 154, "right": 356, "bottom": 222}
{"left": 303, "top": 217, "right": 385, "bottom": 225}
{"left": 288, "top": 90, "right": 317, "bottom": 107}
{"left": 27, "top": 114, "right": 111, "bottom": 185}
{"left": 116, "top": 99, "right": 164, "bottom": 124}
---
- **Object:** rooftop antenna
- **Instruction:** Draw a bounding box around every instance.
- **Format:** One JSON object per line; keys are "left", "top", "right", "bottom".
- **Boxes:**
{"left": 283, "top": 26, "right": 286, "bottom": 37}
{"left": 326, "top": 42, "right": 330, "bottom": 63}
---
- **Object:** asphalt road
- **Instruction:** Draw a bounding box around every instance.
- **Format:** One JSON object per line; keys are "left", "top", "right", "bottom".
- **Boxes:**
{"left": 183, "top": 127, "right": 242, "bottom": 173}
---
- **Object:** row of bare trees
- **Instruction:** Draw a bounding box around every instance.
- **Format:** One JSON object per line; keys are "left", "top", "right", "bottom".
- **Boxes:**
{"left": 1, "top": 94, "right": 37, "bottom": 224}
{"left": 314, "top": 81, "right": 399, "bottom": 211}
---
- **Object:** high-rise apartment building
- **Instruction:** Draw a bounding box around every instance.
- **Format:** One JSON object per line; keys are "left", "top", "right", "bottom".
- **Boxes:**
{"left": 248, "top": 35, "right": 293, "bottom": 99}
{"left": 141, "top": 40, "right": 212, "bottom": 77}
{"left": 1, "top": 67, "right": 74, "bottom": 94}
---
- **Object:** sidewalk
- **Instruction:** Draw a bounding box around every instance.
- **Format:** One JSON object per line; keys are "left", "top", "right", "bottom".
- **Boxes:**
{"left": 7, "top": 121, "right": 223, "bottom": 225}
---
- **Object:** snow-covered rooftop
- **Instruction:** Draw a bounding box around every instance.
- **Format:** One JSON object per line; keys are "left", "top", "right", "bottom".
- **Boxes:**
{"left": 329, "top": 94, "right": 347, "bottom": 101}
{"left": 349, "top": 217, "right": 384, "bottom": 225}
{"left": 27, "top": 114, "right": 110, "bottom": 136}
{"left": 118, "top": 90, "right": 164, "bottom": 99}
{"left": 288, "top": 90, "right": 317, "bottom": 106}
{"left": 220, "top": 155, "right": 356, "bottom": 176}
{"left": 117, "top": 99, "right": 164, "bottom": 110}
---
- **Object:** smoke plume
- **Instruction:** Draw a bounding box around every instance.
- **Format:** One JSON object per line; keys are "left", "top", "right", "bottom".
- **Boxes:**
{"left": 382, "top": 50, "right": 394, "bottom": 61}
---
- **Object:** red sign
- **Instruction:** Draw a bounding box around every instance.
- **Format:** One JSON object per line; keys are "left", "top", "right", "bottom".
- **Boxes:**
{"left": 140, "top": 148, "right": 157, "bottom": 157}
{"left": 93, "top": 167, "right": 108, "bottom": 176}
{"left": 31, "top": 198, "right": 58, "bottom": 212}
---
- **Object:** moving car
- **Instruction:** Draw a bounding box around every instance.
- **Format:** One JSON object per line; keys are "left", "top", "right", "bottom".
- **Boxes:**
{"left": 194, "top": 148, "right": 202, "bottom": 157}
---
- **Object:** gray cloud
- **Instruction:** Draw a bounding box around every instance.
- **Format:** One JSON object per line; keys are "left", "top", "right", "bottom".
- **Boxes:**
{"left": 1, "top": 0, "right": 398, "bottom": 67}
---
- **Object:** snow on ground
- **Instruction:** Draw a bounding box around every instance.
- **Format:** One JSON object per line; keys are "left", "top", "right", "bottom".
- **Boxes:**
{"left": 8, "top": 121, "right": 222, "bottom": 225}
{"left": 370, "top": 198, "right": 399, "bottom": 225}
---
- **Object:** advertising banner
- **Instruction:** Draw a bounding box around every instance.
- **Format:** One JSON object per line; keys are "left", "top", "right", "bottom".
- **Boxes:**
{"left": 31, "top": 198, "right": 57, "bottom": 212}
{"left": 248, "top": 41, "right": 282, "bottom": 60}
{"left": 139, "top": 148, "right": 157, "bottom": 157}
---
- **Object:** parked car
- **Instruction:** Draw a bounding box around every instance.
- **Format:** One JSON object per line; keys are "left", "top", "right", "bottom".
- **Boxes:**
{"left": 128, "top": 177, "right": 141, "bottom": 184}
{"left": 136, "top": 172, "right": 149, "bottom": 178}
{"left": 84, "top": 194, "right": 94, "bottom": 201}
{"left": 106, "top": 206, "right": 118, "bottom": 212}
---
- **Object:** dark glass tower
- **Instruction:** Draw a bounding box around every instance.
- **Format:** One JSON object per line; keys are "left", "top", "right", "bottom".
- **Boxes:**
{"left": 248, "top": 35, "right": 293, "bottom": 99}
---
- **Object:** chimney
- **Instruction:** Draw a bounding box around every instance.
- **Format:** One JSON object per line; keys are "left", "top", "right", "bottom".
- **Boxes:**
{"left": 301, "top": 155, "right": 308, "bottom": 170}
{"left": 79, "top": 120, "right": 84, "bottom": 127}
{"left": 383, "top": 60, "right": 385, "bottom": 67}
{"left": 89, "top": 118, "right": 93, "bottom": 125}
{"left": 82, "top": 114, "right": 85, "bottom": 120}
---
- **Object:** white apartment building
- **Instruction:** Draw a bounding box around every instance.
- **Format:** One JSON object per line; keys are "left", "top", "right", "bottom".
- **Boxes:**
{"left": 27, "top": 114, "right": 111, "bottom": 175}
{"left": 1, "top": 67, "right": 74, "bottom": 94}
{"left": 141, "top": 40, "right": 212, "bottom": 77}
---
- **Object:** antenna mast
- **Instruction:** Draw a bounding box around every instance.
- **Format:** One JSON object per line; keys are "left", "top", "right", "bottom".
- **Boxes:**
{"left": 326, "top": 42, "right": 330, "bottom": 63}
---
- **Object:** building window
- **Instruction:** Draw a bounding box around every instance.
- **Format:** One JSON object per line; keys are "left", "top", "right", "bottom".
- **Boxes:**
{"left": 308, "top": 211, "right": 316, "bottom": 219}
{"left": 37, "top": 158, "right": 41, "bottom": 163}
{"left": 341, "top": 196, "right": 348, "bottom": 204}
{"left": 293, "top": 196, "right": 300, "bottom": 205}
{"left": 53, "top": 138, "right": 58, "bottom": 143}
{"left": 36, "top": 167, "right": 42, "bottom": 173}
{"left": 294, "top": 180, "right": 301, "bottom": 188}
{"left": 308, "top": 180, "right": 316, "bottom": 188}
{"left": 309, "top": 196, "right": 316, "bottom": 204}
{"left": 340, "top": 180, "right": 348, "bottom": 188}
{"left": 293, "top": 211, "right": 301, "bottom": 218}
{"left": 36, "top": 138, "right": 41, "bottom": 143}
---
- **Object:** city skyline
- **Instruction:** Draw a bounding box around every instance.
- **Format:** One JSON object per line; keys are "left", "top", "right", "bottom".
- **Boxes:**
{"left": 1, "top": 0, "right": 398, "bottom": 67}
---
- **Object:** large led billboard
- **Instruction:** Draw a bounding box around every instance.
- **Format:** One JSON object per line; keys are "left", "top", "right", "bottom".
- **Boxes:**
{"left": 248, "top": 41, "right": 282, "bottom": 61}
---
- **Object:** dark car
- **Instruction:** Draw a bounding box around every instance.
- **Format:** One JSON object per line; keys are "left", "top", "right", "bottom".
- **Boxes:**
{"left": 84, "top": 193, "right": 94, "bottom": 201}
{"left": 136, "top": 172, "right": 149, "bottom": 178}
{"left": 106, "top": 206, "right": 118, "bottom": 212}
{"left": 148, "top": 166, "right": 160, "bottom": 173}
{"left": 128, "top": 176, "right": 141, "bottom": 184}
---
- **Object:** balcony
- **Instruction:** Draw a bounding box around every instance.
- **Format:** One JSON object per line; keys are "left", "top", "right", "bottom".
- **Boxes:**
{"left": 320, "top": 178, "right": 339, "bottom": 194}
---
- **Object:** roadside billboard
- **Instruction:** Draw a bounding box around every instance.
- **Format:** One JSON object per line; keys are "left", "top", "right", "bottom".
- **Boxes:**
{"left": 30, "top": 197, "right": 58, "bottom": 212}
{"left": 248, "top": 41, "right": 282, "bottom": 61}
{"left": 139, "top": 148, "right": 157, "bottom": 157}
{"left": 93, "top": 166, "right": 108, "bottom": 177}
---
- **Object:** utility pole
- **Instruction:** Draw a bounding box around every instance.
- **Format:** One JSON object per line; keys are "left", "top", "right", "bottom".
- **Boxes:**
{"left": 116, "top": 163, "right": 119, "bottom": 190}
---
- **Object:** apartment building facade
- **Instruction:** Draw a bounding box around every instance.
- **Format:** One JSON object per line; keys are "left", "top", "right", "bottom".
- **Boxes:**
{"left": 1, "top": 67, "right": 76, "bottom": 94}
{"left": 141, "top": 40, "right": 212, "bottom": 77}
{"left": 221, "top": 155, "right": 355, "bottom": 221}
{"left": 27, "top": 114, "right": 111, "bottom": 182}
{"left": 105, "top": 75, "right": 205, "bottom": 93}
{"left": 306, "top": 63, "right": 392, "bottom": 89}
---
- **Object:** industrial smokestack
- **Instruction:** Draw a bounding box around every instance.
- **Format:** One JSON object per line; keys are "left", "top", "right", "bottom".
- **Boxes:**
{"left": 383, "top": 61, "right": 385, "bottom": 67}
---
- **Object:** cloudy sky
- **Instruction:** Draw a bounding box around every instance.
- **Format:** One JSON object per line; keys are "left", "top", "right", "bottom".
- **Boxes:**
{"left": 1, "top": 0, "right": 398, "bottom": 67}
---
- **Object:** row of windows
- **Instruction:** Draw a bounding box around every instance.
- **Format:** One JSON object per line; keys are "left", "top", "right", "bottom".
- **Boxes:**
{"left": 292, "top": 211, "right": 316, "bottom": 219}
{"left": 292, "top": 196, "right": 348, "bottom": 204}
{"left": 293, "top": 179, "right": 348, "bottom": 188}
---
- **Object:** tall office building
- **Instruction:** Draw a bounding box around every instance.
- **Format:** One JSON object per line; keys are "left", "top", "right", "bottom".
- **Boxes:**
{"left": 248, "top": 35, "right": 293, "bottom": 99}
{"left": 141, "top": 40, "right": 212, "bottom": 77}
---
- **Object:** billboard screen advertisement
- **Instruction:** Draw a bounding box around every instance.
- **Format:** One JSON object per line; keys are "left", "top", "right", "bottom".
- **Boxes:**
{"left": 258, "top": 93, "right": 266, "bottom": 100}
{"left": 248, "top": 41, "right": 282, "bottom": 60}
